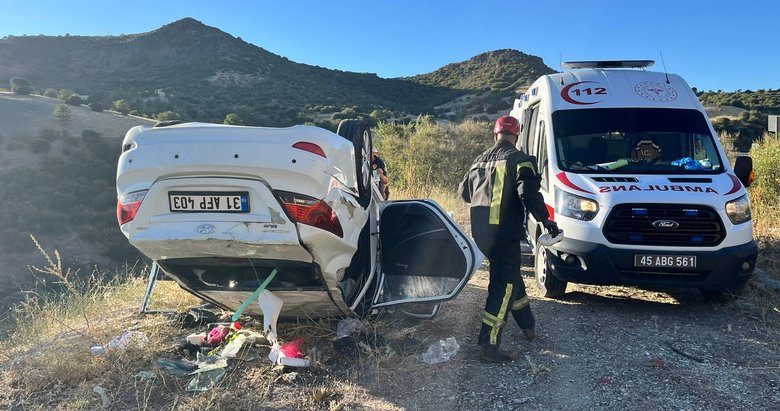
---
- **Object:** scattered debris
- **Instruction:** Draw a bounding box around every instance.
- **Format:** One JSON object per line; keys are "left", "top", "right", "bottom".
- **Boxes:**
{"left": 525, "top": 355, "right": 553, "bottom": 376}
{"left": 597, "top": 377, "right": 612, "bottom": 385}
{"left": 280, "top": 371, "right": 298, "bottom": 383}
{"left": 186, "top": 367, "right": 226, "bottom": 392}
{"left": 90, "top": 331, "right": 148, "bottom": 355}
{"left": 181, "top": 305, "right": 228, "bottom": 328}
{"left": 336, "top": 318, "right": 365, "bottom": 339}
{"left": 206, "top": 325, "right": 231, "bottom": 346}
{"left": 421, "top": 337, "right": 460, "bottom": 364}
{"left": 270, "top": 336, "right": 311, "bottom": 367}
{"left": 93, "top": 385, "right": 110, "bottom": 409}
{"left": 665, "top": 340, "right": 705, "bottom": 363}
{"left": 155, "top": 357, "right": 196, "bottom": 376}
{"left": 134, "top": 370, "right": 158, "bottom": 381}
{"left": 259, "top": 289, "right": 283, "bottom": 341}
{"left": 312, "top": 387, "right": 330, "bottom": 402}
{"left": 186, "top": 332, "right": 206, "bottom": 346}
{"left": 220, "top": 333, "right": 247, "bottom": 358}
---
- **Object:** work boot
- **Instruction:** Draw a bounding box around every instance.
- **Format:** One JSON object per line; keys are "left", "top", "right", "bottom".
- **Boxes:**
{"left": 522, "top": 328, "right": 535, "bottom": 341}
{"left": 479, "top": 346, "right": 518, "bottom": 363}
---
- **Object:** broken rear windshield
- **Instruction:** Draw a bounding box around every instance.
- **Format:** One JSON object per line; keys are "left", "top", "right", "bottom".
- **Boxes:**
{"left": 552, "top": 108, "right": 724, "bottom": 174}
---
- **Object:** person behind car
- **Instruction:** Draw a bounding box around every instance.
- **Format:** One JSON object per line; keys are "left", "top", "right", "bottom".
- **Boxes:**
{"left": 458, "top": 115, "right": 559, "bottom": 363}
{"left": 371, "top": 147, "right": 389, "bottom": 199}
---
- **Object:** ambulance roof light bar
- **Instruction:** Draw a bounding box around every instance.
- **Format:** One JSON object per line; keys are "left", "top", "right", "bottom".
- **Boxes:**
{"left": 561, "top": 60, "right": 655, "bottom": 69}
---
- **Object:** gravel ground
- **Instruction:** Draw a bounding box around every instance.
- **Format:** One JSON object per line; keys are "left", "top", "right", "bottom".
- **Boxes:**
{"left": 4, "top": 249, "right": 777, "bottom": 410}
{"left": 357, "top": 249, "right": 780, "bottom": 410}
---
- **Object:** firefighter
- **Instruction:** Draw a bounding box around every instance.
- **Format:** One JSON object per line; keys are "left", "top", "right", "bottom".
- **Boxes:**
{"left": 458, "top": 115, "right": 559, "bottom": 363}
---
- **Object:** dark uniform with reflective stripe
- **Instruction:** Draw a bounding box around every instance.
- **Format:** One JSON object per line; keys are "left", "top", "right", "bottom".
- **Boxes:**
{"left": 458, "top": 139, "right": 549, "bottom": 347}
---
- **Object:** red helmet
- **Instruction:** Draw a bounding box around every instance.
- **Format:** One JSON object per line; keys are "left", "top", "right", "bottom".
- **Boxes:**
{"left": 493, "top": 115, "right": 520, "bottom": 136}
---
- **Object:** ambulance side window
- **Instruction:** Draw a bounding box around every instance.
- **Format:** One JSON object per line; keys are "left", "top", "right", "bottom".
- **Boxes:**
{"left": 524, "top": 104, "right": 539, "bottom": 155}
{"left": 537, "top": 121, "right": 549, "bottom": 192}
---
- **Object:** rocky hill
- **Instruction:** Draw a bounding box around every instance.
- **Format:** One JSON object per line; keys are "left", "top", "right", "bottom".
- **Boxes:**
{"left": 408, "top": 49, "right": 555, "bottom": 92}
{"left": 0, "top": 18, "right": 553, "bottom": 127}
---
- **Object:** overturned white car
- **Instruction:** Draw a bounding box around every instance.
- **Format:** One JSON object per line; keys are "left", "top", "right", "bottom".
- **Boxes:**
{"left": 116, "top": 120, "right": 483, "bottom": 318}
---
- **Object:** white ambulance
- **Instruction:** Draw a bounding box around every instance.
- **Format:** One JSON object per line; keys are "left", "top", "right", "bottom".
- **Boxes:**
{"left": 511, "top": 60, "right": 757, "bottom": 299}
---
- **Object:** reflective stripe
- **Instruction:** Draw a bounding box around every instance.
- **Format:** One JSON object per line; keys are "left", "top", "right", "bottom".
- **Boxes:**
{"left": 489, "top": 162, "right": 506, "bottom": 225}
{"left": 483, "top": 311, "right": 502, "bottom": 326}
{"left": 517, "top": 161, "right": 535, "bottom": 175}
{"left": 489, "top": 284, "right": 514, "bottom": 345}
{"left": 511, "top": 295, "right": 530, "bottom": 311}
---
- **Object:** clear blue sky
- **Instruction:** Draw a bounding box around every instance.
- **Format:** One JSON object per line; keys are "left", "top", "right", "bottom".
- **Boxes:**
{"left": 1, "top": 0, "right": 778, "bottom": 92}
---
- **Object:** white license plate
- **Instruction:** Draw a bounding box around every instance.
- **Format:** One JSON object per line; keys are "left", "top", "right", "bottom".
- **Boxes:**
{"left": 168, "top": 192, "right": 249, "bottom": 212}
{"left": 634, "top": 255, "right": 697, "bottom": 268}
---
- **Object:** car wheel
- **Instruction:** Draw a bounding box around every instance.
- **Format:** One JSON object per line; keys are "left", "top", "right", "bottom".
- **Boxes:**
{"left": 535, "top": 242, "right": 567, "bottom": 298}
{"left": 337, "top": 119, "right": 372, "bottom": 208}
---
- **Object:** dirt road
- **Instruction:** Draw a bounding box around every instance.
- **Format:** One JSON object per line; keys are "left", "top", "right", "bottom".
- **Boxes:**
{"left": 357, "top": 250, "right": 780, "bottom": 410}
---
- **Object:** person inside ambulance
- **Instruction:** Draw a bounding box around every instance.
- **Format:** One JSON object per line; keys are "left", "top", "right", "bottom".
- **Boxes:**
{"left": 458, "top": 115, "right": 559, "bottom": 363}
{"left": 693, "top": 135, "right": 708, "bottom": 160}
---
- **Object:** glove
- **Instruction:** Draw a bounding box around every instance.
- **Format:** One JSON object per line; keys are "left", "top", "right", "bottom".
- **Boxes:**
{"left": 542, "top": 220, "right": 560, "bottom": 237}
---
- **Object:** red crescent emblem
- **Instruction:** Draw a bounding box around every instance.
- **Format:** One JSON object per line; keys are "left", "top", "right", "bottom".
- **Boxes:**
{"left": 560, "top": 81, "right": 604, "bottom": 105}
{"left": 725, "top": 174, "right": 743, "bottom": 196}
{"left": 556, "top": 172, "right": 593, "bottom": 194}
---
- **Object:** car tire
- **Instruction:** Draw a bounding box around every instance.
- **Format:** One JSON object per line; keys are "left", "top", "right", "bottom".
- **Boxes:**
{"left": 337, "top": 119, "right": 372, "bottom": 208}
{"left": 535, "top": 242, "right": 567, "bottom": 298}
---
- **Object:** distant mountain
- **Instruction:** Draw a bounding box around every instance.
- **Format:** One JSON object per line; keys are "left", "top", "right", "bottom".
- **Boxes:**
{"left": 0, "top": 18, "right": 549, "bottom": 127}
{"left": 408, "top": 49, "right": 555, "bottom": 92}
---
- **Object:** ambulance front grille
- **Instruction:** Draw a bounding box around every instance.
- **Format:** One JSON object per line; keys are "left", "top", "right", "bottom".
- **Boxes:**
{"left": 603, "top": 203, "right": 725, "bottom": 247}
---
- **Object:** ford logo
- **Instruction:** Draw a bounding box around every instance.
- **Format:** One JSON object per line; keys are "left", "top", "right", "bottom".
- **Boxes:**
{"left": 652, "top": 220, "right": 679, "bottom": 229}
{"left": 196, "top": 224, "right": 215, "bottom": 234}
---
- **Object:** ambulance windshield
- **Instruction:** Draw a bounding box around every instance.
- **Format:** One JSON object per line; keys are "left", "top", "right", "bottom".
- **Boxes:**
{"left": 552, "top": 108, "right": 723, "bottom": 174}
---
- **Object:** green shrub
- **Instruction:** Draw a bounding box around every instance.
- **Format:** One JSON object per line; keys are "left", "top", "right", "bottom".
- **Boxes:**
{"left": 10, "top": 77, "right": 33, "bottom": 95}
{"left": 53, "top": 104, "right": 71, "bottom": 121}
{"left": 58, "top": 89, "right": 75, "bottom": 100}
{"left": 111, "top": 99, "right": 130, "bottom": 114}
{"left": 43, "top": 88, "right": 59, "bottom": 98}
{"left": 375, "top": 116, "right": 492, "bottom": 190}
{"left": 224, "top": 113, "right": 244, "bottom": 125}
{"left": 65, "top": 94, "right": 82, "bottom": 105}
{"left": 156, "top": 111, "right": 180, "bottom": 121}
{"left": 89, "top": 102, "right": 104, "bottom": 112}
{"left": 751, "top": 134, "right": 780, "bottom": 200}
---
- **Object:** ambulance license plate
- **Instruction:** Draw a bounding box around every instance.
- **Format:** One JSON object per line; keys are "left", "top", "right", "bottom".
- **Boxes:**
{"left": 634, "top": 255, "right": 697, "bottom": 268}
{"left": 168, "top": 191, "right": 249, "bottom": 212}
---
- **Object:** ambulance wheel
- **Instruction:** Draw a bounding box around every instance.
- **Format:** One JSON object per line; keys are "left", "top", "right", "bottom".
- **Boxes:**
{"left": 535, "top": 242, "right": 567, "bottom": 298}
{"left": 337, "top": 119, "right": 372, "bottom": 208}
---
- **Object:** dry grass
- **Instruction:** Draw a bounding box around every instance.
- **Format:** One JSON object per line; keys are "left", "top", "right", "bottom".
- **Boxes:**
{"left": 0, "top": 238, "right": 202, "bottom": 409}
{"left": 0, "top": 236, "right": 410, "bottom": 409}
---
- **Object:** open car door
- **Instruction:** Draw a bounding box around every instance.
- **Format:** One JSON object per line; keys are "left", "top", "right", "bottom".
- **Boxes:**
{"left": 372, "top": 200, "right": 483, "bottom": 309}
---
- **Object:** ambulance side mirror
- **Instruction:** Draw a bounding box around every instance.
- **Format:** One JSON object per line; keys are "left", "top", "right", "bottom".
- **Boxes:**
{"left": 734, "top": 156, "right": 754, "bottom": 188}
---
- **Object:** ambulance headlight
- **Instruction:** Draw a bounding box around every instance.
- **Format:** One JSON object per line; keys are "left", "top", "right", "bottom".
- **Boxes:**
{"left": 725, "top": 194, "right": 752, "bottom": 225}
{"left": 555, "top": 188, "right": 599, "bottom": 221}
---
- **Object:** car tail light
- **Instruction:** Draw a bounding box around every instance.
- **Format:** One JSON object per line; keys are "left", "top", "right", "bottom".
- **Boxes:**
{"left": 275, "top": 191, "right": 343, "bottom": 237}
{"left": 117, "top": 190, "right": 148, "bottom": 225}
{"left": 292, "top": 142, "right": 326, "bottom": 158}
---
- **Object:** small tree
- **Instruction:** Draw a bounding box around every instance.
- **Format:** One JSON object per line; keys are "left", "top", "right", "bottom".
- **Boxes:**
{"left": 65, "top": 94, "right": 83, "bottom": 105}
{"left": 89, "top": 102, "right": 104, "bottom": 112}
{"left": 53, "top": 104, "right": 71, "bottom": 121}
{"left": 58, "top": 89, "right": 75, "bottom": 100}
{"left": 223, "top": 113, "right": 244, "bottom": 125}
{"left": 156, "top": 111, "right": 180, "bottom": 121}
{"left": 10, "top": 77, "right": 33, "bottom": 95}
{"left": 43, "top": 88, "right": 58, "bottom": 98}
{"left": 111, "top": 99, "right": 130, "bottom": 114}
